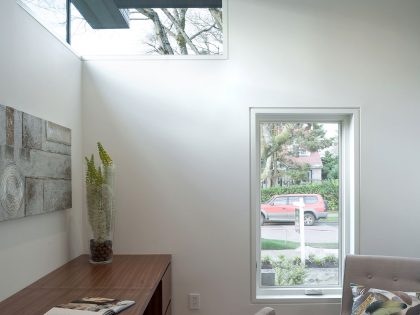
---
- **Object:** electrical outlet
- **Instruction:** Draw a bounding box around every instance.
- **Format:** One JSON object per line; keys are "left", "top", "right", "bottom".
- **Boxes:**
{"left": 188, "top": 293, "right": 200, "bottom": 310}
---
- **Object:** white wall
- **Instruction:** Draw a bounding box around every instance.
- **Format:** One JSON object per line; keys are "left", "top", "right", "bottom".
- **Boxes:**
{"left": 0, "top": 0, "right": 83, "bottom": 301}
{"left": 82, "top": 1, "right": 420, "bottom": 314}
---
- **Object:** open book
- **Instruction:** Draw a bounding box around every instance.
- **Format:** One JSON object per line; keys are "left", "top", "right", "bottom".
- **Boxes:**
{"left": 44, "top": 297, "right": 135, "bottom": 315}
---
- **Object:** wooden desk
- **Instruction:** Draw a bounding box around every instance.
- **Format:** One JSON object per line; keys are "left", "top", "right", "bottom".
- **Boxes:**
{"left": 0, "top": 255, "right": 172, "bottom": 315}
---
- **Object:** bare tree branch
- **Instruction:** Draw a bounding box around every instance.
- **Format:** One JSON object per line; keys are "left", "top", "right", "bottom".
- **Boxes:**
{"left": 179, "top": 8, "right": 187, "bottom": 22}
{"left": 173, "top": 8, "right": 180, "bottom": 21}
{"left": 136, "top": 8, "right": 174, "bottom": 55}
{"left": 209, "top": 8, "right": 222, "bottom": 30}
{"left": 161, "top": 8, "right": 200, "bottom": 55}
{"left": 190, "top": 24, "right": 216, "bottom": 40}
{"left": 163, "top": 25, "right": 177, "bottom": 38}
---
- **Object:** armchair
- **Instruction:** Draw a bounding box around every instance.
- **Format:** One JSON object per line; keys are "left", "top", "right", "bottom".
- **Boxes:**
{"left": 341, "top": 254, "right": 420, "bottom": 315}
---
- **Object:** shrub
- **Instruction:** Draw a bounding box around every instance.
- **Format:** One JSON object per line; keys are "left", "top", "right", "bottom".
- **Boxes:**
{"left": 323, "top": 254, "right": 339, "bottom": 266}
{"left": 261, "top": 255, "right": 273, "bottom": 269}
{"left": 265, "top": 254, "right": 339, "bottom": 285}
{"left": 307, "top": 253, "right": 325, "bottom": 267}
{"left": 261, "top": 255, "right": 272, "bottom": 265}
{"left": 305, "top": 254, "right": 339, "bottom": 268}
{"left": 261, "top": 179, "right": 339, "bottom": 211}
{"left": 273, "top": 255, "right": 306, "bottom": 286}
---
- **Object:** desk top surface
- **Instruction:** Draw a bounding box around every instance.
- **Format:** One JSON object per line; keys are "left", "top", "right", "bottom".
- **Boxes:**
{"left": 0, "top": 254, "right": 171, "bottom": 315}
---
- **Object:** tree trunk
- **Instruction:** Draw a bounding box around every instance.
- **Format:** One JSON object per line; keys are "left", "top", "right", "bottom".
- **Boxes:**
{"left": 136, "top": 8, "right": 174, "bottom": 55}
{"left": 162, "top": 8, "right": 200, "bottom": 55}
{"left": 261, "top": 124, "right": 274, "bottom": 187}
{"left": 209, "top": 8, "right": 223, "bottom": 30}
{"left": 174, "top": 9, "right": 188, "bottom": 55}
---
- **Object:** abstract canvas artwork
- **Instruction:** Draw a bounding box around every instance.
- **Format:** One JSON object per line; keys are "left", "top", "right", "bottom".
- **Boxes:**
{"left": 0, "top": 104, "right": 72, "bottom": 222}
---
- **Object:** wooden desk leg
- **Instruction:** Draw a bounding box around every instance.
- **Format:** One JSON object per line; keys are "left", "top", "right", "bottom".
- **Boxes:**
{"left": 144, "top": 282, "right": 163, "bottom": 315}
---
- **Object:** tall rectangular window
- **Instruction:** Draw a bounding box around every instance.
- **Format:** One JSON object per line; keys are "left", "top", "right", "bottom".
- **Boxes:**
{"left": 250, "top": 108, "right": 359, "bottom": 302}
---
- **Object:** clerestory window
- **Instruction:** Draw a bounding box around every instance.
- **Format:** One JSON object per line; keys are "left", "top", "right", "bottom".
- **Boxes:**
{"left": 250, "top": 107, "right": 360, "bottom": 303}
{"left": 18, "top": 0, "right": 226, "bottom": 58}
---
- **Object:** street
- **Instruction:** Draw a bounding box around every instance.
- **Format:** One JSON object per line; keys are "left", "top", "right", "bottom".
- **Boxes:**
{"left": 261, "top": 222, "right": 338, "bottom": 244}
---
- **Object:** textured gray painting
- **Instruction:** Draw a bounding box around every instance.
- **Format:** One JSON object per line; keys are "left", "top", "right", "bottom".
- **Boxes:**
{"left": 0, "top": 105, "right": 71, "bottom": 222}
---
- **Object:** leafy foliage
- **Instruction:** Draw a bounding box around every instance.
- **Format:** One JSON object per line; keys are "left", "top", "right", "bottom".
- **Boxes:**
{"left": 85, "top": 155, "right": 98, "bottom": 185}
{"left": 261, "top": 179, "right": 339, "bottom": 211}
{"left": 321, "top": 151, "right": 339, "bottom": 180}
{"left": 273, "top": 255, "right": 306, "bottom": 286}
{"left": 85, "top": 143, "right": 114, "bottom": 242}
{"left": 307, "top": 253, "right": 324, "bottom": 267}
{"left": 323, "top": 254, "right": 339, "bottom": 266}
{"left": 287, "top": 163, "right": 310, "bottom": 184}
{"left": 98, "top": 142, "right": 113, "bottom": 167}
{"left": 85, "top": 142, "right": 113, "bottom": 186}
{"left": 292, "top": 123, "right": 333, "bottom": 152}
{"left": 262, "top": 254, "right": 339, "bottom": 272}
{"left": 260, "top": 122, "right": 334, "bottom": 187}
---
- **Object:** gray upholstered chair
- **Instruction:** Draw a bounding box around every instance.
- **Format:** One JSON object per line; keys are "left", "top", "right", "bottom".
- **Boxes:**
{"left": 254, "top": 307, "right": 275, "bottom": 315}
{"left": 341, "top": 254, "right": 420, "bottom": 315}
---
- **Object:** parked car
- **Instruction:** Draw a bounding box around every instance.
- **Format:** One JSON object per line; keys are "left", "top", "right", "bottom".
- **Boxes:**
{"left": 260, "top": 194, "right": 328, "bottom": 226}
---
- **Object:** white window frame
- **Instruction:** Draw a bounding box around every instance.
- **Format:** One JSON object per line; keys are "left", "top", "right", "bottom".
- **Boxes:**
{"left": 250, "top": 107, "right": 360, "bottom": 304}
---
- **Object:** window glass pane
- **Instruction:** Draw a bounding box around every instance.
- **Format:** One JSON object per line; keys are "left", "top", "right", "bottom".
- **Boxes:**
{"left": 288, "top": 196, "right": 299, "bottom": 204}
{"left": 274, "top": 197, "right": 287, "bottom": 205}
{"left": 304, "top": 196, "right": 318, "bottom": 204}
{"left": 20, "top": 0, "right": 67, "bottom": 42}
{"left": 272, "top": 197, "right": 287, "bottom": 205}
{"left": 70, "top": 5, "right": 223, "bottom": 56}
{"left": 260, "top": 122, "right": 340, "bottom": 288}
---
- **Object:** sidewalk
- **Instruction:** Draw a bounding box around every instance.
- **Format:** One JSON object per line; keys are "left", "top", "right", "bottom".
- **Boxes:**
{"left": 261, "top": 224, "right": 338, "bottom": 243}
{"left": 262, "top": 247, "right": 338, "bottom": 260}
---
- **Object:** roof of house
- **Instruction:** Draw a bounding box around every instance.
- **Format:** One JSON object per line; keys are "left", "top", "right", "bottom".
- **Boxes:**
{"left": 290, "top": 151, "right": 323, "bottom": 169}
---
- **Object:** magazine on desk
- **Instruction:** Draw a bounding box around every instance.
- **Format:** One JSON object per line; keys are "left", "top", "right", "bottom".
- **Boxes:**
{"left": 44, "top": 297, "right": 135, "bottom": 315}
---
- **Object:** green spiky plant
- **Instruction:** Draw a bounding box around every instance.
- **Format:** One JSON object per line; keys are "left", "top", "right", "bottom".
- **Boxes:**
{"left": 85, "top": 142, "right": 115, "bottom": 244}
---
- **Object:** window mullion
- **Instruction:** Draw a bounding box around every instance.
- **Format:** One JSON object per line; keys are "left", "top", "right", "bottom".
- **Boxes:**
{"left": 66, "top": 0, "right": 71, "bottom": 44}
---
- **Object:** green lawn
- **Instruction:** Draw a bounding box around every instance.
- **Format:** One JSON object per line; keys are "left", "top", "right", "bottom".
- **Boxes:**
{"left": 318, "top": 217, "right": 338, "bottom": 223}
{"left": 318, "top": 211, "right": 338, "bottom": 223}
{"left": 261, "top": 239, "right": 299, "bottom": 250}
{"left": 261, "top": 238, "right": 338, "bottom": 250}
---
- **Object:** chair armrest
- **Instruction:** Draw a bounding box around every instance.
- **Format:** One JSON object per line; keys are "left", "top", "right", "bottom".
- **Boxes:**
{"left": 255, "top": 307, "right": 276, "bottom": 315}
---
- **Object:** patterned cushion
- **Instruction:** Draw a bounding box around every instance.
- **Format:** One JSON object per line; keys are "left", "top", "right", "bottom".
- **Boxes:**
{"left": 350, "top": 283, "right": 420, "bottom": 315}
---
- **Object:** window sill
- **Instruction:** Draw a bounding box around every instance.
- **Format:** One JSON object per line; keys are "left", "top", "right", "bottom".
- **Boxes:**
{"left": 254, "top": 294, "right": 341, "bottom": 305}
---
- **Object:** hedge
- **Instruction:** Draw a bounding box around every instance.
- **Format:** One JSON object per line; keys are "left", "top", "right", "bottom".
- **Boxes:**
{"left": 261, "top": 179, "right": 339, "bottom": 211}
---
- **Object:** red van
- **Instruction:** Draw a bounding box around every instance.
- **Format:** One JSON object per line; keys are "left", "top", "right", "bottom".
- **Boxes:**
{"left": 260, "top": 194, "right": 328, "bottom": 226}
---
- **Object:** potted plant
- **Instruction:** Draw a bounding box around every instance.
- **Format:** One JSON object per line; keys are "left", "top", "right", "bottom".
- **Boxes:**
{"left": 85, "top": 142, "right": 115, "bottom": 264}
{"left": 261, "top": 256, "right": 273, "bottom": 269}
